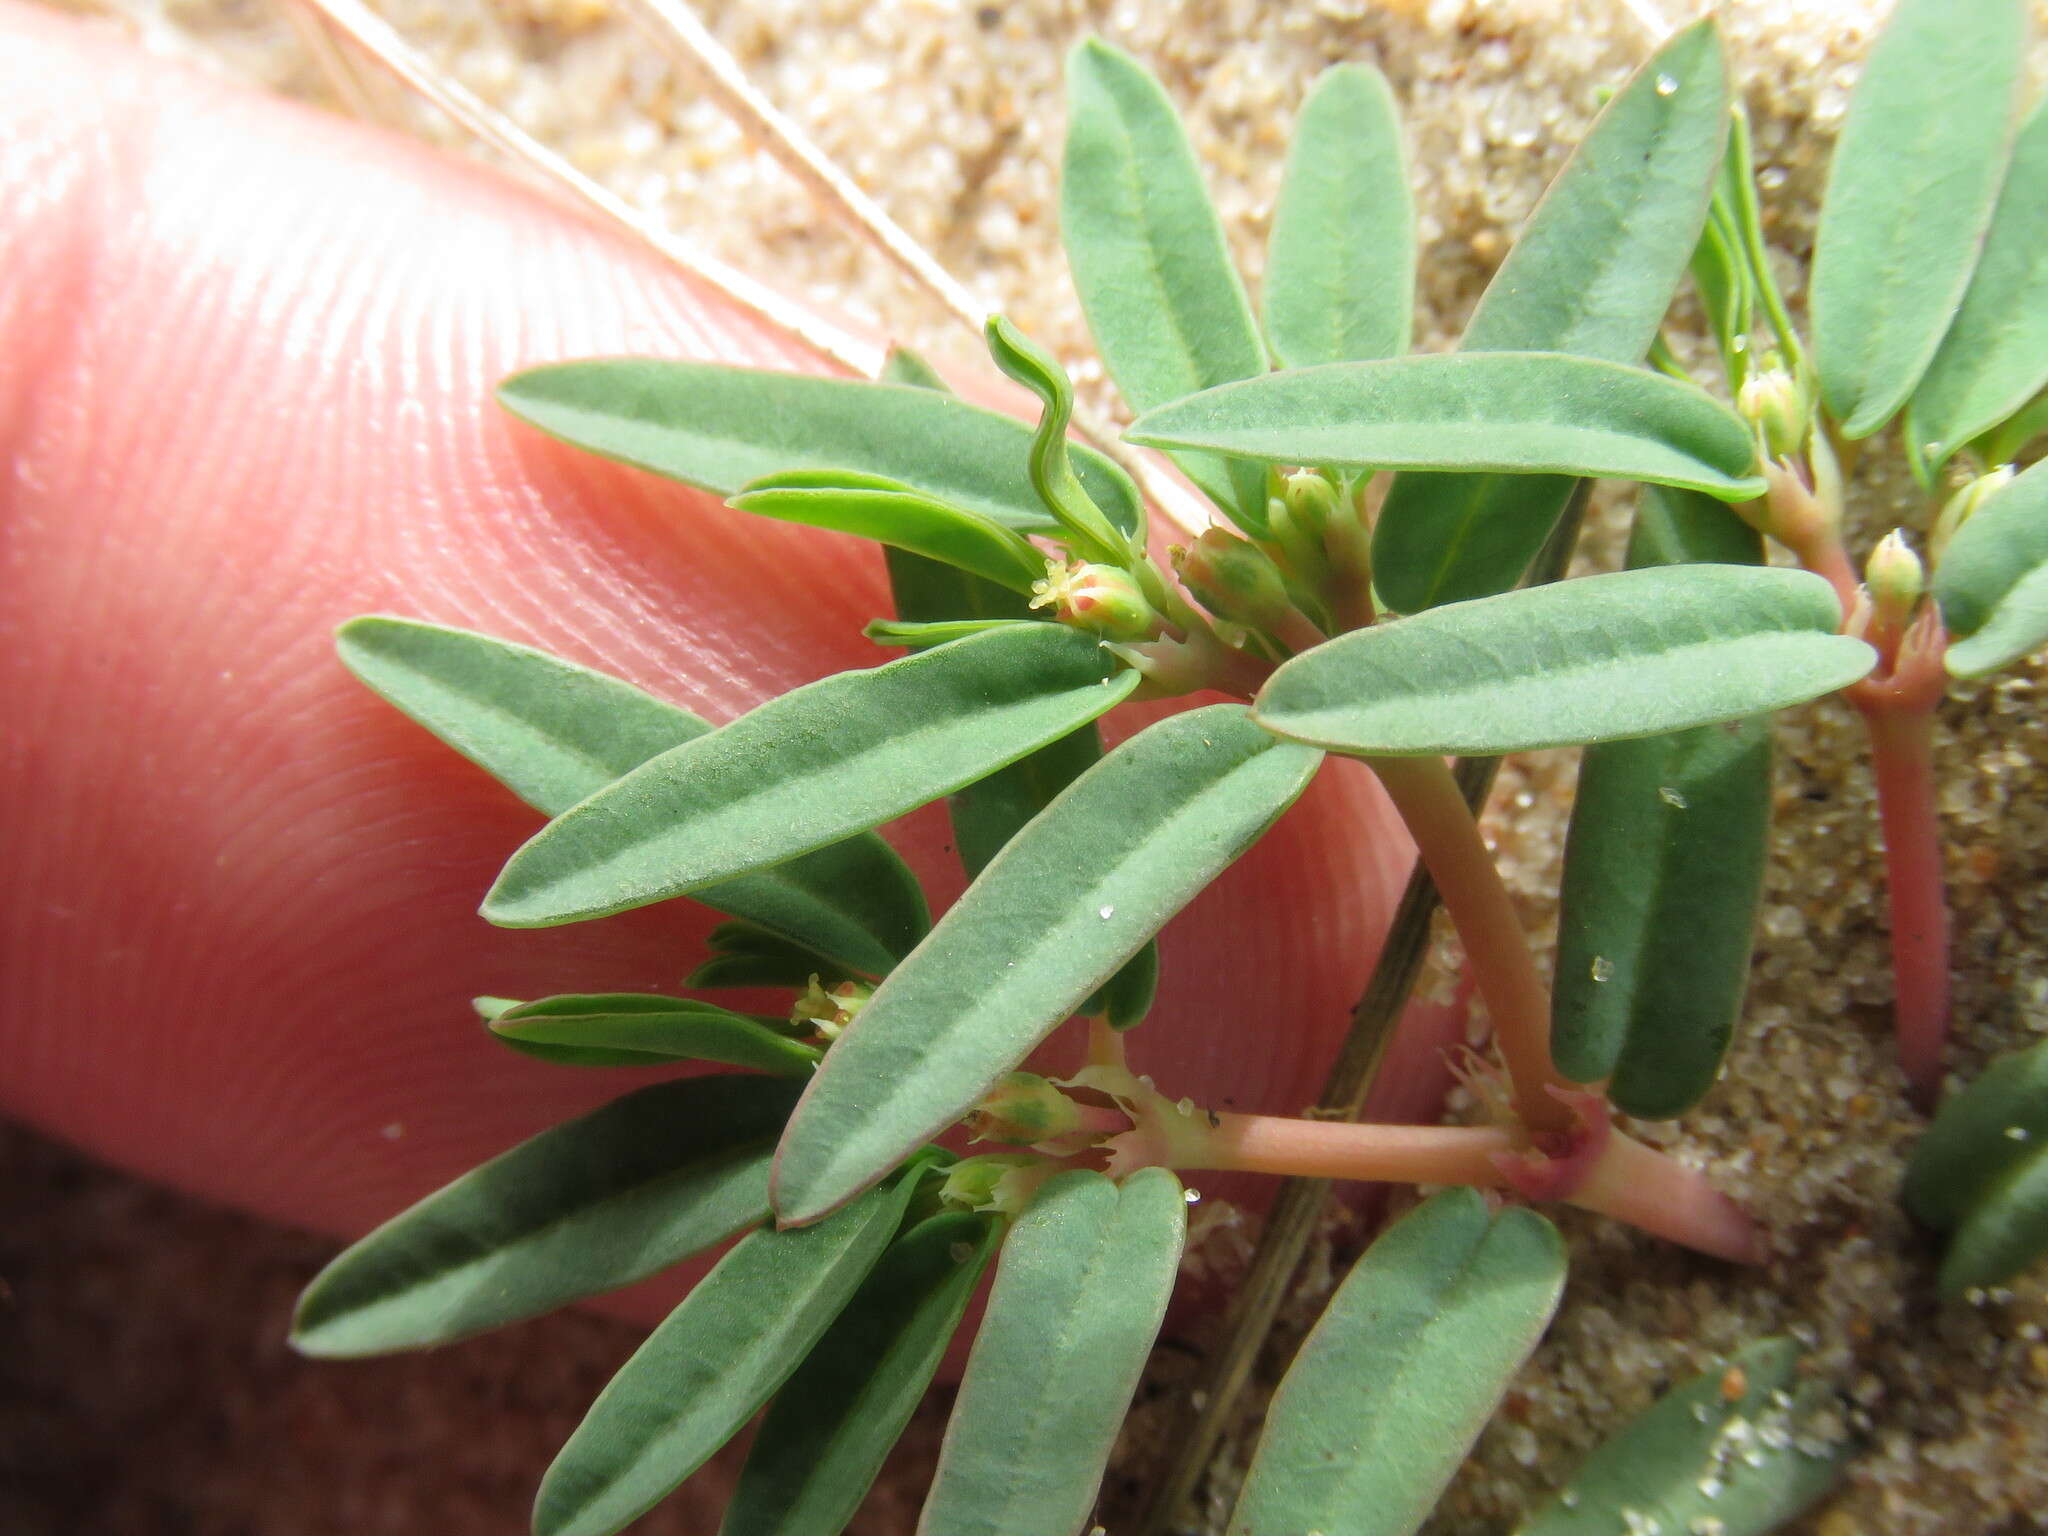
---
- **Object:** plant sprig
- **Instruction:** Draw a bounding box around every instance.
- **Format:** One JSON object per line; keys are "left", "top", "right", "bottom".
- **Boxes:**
{"left": 291, "top": 6, "right": 2048, "bottom": 1530}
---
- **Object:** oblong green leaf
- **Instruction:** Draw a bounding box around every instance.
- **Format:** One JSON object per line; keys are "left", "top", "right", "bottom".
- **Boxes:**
{"left": 1369, "top": 20, "right": 1731, "bottom": 612}
{"left": 1263, "top": 63, "right": 1414, "bottom": 370}
{"left": 1907, "top": 102, "right": 2048, "bottom": 472}
{"left": 1933, "top": 457, "right": 2048, "bottom": 677}
{"left": 882, "top": 552, "right": 1164, "bottom": 1032}
{"left": 1903, "top": 1036, "right": 2048, "bottom": 1232}
{"left": 726, "top": 1212, "right": 999, "bottom": 1536}
{"left": 336, "top": 617, "right": 927, "bottom": 976}
{"left": 1254, "top": 565, "right": 1870, "bottom": 756}
{"left": 497, "top": 360, "right": 1142, "bottom": 539}
{"left": 1551, "top": 487, "right": 1772, "bottom": 1117}
{"left": 916, "top": 1169, "right": 1187, "bottom": 1536}
{"left": 1938, "top": 1151, "right": 2048, "bottom": 1298}
{"left": 483, "top": 625, "right": 1139, "bottom": 928}
{"left": 731, "top": 470, "right": 1047, "bottom": 593}
{"left": 773, "top": 705, "right": 1322, "bottom": 1225}
{"left": 291, "top": 1075, "right": 801, "bottom": 1357}
{"left": 533, "top": 1164, "right": 930, "bottom": 1536}
{"left": 488, "top": 994, "right": 820, "bottom": 1076}
{"left": 1811, "top": 0, "right": 2028, "bottom": 437}
{"left": 1230, "top": 1188, "right": 1567, "bottom": 1536}
{"left": 1063, "top": 37, "right": 1268, "bottom": 519}
{"left": 1553, "top": 717, "right": 1770, "bottom": 1116}
{"left": 685, "top": 921, "right": 856, "bottom": 992}
{"left": 1126, "top": 352, "right": 1765, "bottom": 500}
{"left": 1516, "top": 1338, "right": 1850, "bottom": 1536}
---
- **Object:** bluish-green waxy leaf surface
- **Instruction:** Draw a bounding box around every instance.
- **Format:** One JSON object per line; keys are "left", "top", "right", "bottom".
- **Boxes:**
{"left": 1126, "top": 352, "right": 1765, "bottom": 500}
{"left": 1370, "top": 20, "right": 1730, "bottom": 612}
{"left": 336, "top": 617, "right": 926, "bottom": 976}
{"left": 916, "top": 1169, "right": 1186, "bottom": 1536}
{"left": 290, "top": 1075, "right": 800, "bottom": 1357}
{"left": 725, "top": 1211, "right": 998, "bottom": 1536}
{"left": 1902, "top": 1034, "right": 2048, "bottom": 1296}
{"left": 1255, "top": 565, "right": 1870, "bottom": 756}
{"left": 497, "top": 359, "right": 1142, "bottom": 539}
{"left": 1062, "top": 37, "right": 1269, "bottom": 520}
{"left": 1230, "top": 1188, "right": 1566, "bottom": 1536}
{"left": 1516, "top": 1338, "right": 1850, "bottom": 1536}
{"left": 1934, "top": 458, "right": 2048, "bottom": 677}
{"left": 1908, "top": 102, "right": 2048, "bottom": 473}
{"left": 1904, "top": 1036, "right": 2048, "bottom": 1233}
{"left": 1938, "top": 1154, "right": 2048, "bottom": 1299}
{"left": 731, "top": 470, "right": 1047, "bottom": 593}
{"left": 1551, "top": 486, "right": 1771, "bottom": 1117}
{"left": 533, "top": 1163, "right": 931, "bottom": 1536}
{"left": 1554, "top": 715, "right": 1770, "bottom": 1116}
{"left": 487, "top": 994, "right": 820, "bottom": 1076}
{"left": 1263, "top": 62, "right": 1414, "bottom": 370}
{"left": 984, "top": 316, "right": 1139, "bottom": 564}
{"left": 882, "top": 550, "right": 1163, "bottom": 1031}
{"left": 1811, "top": 0, "right": 2027, "bottom": 438}
{"left": 483, "top": 625, "right": 1138, "bottom": 928}
{"left": 773, "top": 705, "right": 1322, "bottom": 1225}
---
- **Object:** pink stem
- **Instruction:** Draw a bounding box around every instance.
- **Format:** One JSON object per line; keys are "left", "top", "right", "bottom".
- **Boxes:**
{"left": 1859, "top": 701, "right": 1950, "bottom": 1107}
{"left": 1367, "top": 754, "right": 1578, "bottom": 1131}
{"left": 1183, "top": 1113, "right": 1516, "bottom": 1185}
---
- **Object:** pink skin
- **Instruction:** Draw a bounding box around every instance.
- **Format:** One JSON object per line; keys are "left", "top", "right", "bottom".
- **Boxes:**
{"left": 0, "top": 4, "right": 1418, "bottom": 1328}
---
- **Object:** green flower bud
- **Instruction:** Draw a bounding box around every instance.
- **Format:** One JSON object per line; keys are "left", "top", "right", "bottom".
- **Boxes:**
{"left": 965, "top": 1071, "right": 1086, "bottom": 1146}
{"left": 1864, "top": 529, "right": 1925, "bottom": 621}
{"left": 1929, "top": 464, "right": 2014, "bottom": 563}
{"left": 1176, "top": 529, "right": 1295, "bottom": 634}
{"left": 1737, "top": 365, "right": 1807, "bottom": 460}
{"left": 938, "top": 1154, "right": 1048, "bottom": 1215}
{"left": 1029, "top": 559, "right": 1159, "bottom": 640}
{"left": 1281, "top": 470, "right": 1341, "bottom": 542}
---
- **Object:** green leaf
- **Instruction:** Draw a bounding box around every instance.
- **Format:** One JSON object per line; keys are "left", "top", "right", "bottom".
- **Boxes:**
{"left": 1811, "top": 0, "right": 2028, "bottom": 438}
{"left": 731, "top": 470, "right": 1047, "bottom": 593}
{"left": 1938, "top": 1153, "right": 2048, "bottom": 1298}
{"left": 483, "top": 625, "right": 1140, "bottom": 929}
{"left": 1903, "top": 1036, "right": 2048, "bottom": 1232}
{"left": 865, "top": 616, "right": 1038, "bottom": 649}
{"left": 1553, "top": 715, "right": 1770, "bottom": 1115}
{"left": 1907, "top": 103, "right": 2048, "bottom": 472}
{"left": 1254, "top": 565, "right": 1870, "bottom": 756}
{"left": 773, "top": 705, "right": 1322, "bottom": 1225}
{"left": 725, "top": 1212, "right": 999, "bottom": 1536}
{"left": 1550, "top": 487, "right": 1772, "bottom": 1117}
{"left": 685, "top": 921, "right": 856, "bottom": 992}
{"left": 984, "top": 316, "right": 1140, "bottom": 564}
{"left": 1062, "top": 37, "right": 1269, "bottom": 521}
{"left": 1934, "top": 458, "right": 2048, "bottom": 676}
{"left": 1085, "top": 932, "right": 1159, "bottom": 1031}
{"left": 881, "top": 547, "right": 1165, "bottom": 1030}
{"left": 1369, "top": 20, "right": 1730, "bottom": 612}
{"left": 1126, "top": 352, "right": 1765, "bottom": 500}
{"left": 497, "top": 359, "right": 1143, "bottom": 540}
{"left": 1229, "top": 1188, "right": 1567, "bottom": 1536}
{"left": 879, "top": 344, "right": 950, "bottom": 392}
{"left": 533, "top": 1162, "right": 933, "bottom": 1536}
{"left": 1978, "top": 387, "right": 2048, "bottom": 466}
{"left": 487, "top": 994, "right": 821, "bottom": 1076}
{"left": 915, "top": 1169, "right": 1186, "bottom": 1536}
{"left": 1263, "top": 63, "right": 1414, "bottom": 370}
{"left": 1515, "top": 1338, "right": 1851, "bottom": 1536}
{"left": 336, "top": 617, "right": 926, "bottom": 976}
{"left": 291, "top": 1075, "right": 801, "bottom": 1357}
